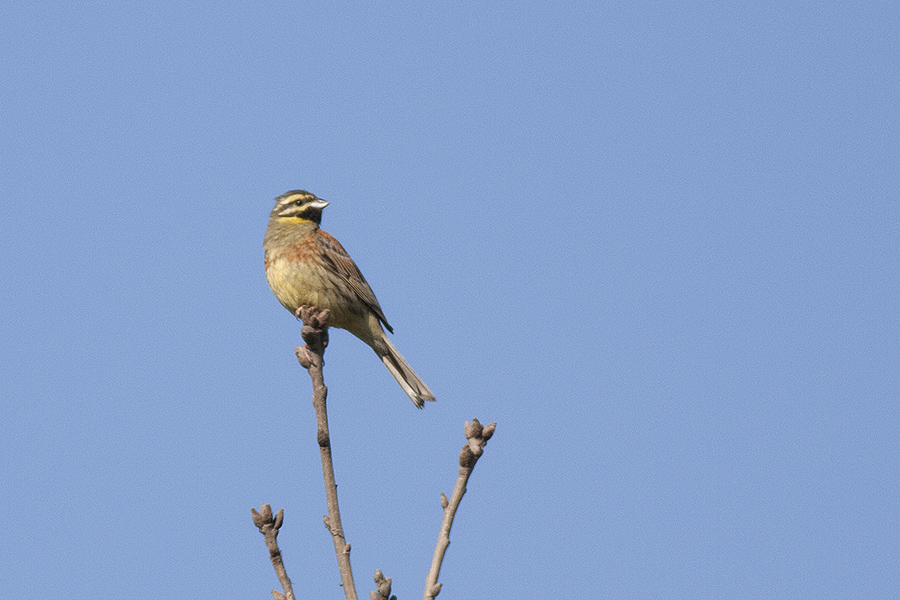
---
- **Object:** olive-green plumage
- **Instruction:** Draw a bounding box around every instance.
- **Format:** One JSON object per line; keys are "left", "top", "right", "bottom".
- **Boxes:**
{"left": 264, "top": 190, "right": 434, "bottom": 407}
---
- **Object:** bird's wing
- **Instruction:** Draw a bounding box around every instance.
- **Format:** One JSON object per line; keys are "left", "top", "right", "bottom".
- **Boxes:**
{"left": 316, "top": 229, "right": 394, "bottom": 333}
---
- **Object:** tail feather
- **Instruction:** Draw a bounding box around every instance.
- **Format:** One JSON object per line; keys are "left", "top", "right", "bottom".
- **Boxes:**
{"left": 378, "top": 336, "right": 435, "bottom": 408}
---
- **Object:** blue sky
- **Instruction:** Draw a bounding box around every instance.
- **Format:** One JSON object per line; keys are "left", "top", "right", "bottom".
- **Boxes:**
{"left": 2, "top": 2, "right": 898, "bottom": 598}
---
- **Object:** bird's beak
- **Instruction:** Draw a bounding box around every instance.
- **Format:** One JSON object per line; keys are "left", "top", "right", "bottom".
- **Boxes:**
{"left": 309, "top": 200, "right": 329, "bottom": 209}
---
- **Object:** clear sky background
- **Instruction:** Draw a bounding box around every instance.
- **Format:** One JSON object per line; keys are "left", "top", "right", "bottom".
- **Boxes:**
{"left": 2, "top": 2, "right": 897, "bottom": 598}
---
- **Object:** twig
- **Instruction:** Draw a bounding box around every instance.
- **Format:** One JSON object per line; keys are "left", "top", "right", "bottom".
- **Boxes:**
{"left": 251, "top": 504, "right": 296, "bottom": 600}
{"left": 295, "top": 305, "right": 358, "bottom": 600}
{"left": 423, "top": 418, "right": 496, "bottom": 599}
{"left": 370, "top": 569, "right": 396, "bottom": 600}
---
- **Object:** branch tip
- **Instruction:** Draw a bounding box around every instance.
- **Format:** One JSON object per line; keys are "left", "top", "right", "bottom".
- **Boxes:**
{"left": 252, "top": 504, "right": 294, "bottom": 600}
{"left": 425, "top": 419, "right": 496, "bottom": 599}
{"left": 371, "top": 569, "right": 393, "bottom": 600}
{"left": 252, "top": 503, "right": 283, "bottom": 535}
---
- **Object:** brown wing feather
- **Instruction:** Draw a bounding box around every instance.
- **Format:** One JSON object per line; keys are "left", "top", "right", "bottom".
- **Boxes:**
{"left": 316, "top": 229, "right": 394, "bottom": 333}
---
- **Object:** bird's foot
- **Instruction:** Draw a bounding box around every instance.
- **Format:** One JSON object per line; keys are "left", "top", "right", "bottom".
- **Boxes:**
{"left": 296, "top": 305, "right": 330, "bottom": 357}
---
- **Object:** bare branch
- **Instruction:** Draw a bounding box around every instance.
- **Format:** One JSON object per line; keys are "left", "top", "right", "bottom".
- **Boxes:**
{"left": 254, "top": 306, "right": 494, "bottom": 600}
{"left": 251, "top": 504, "right": 296, "bottom": 600}
{"left": 295, "top": 305, "right": 359, "bottom": 600}
{"left": 423, "top": 418, "right": 496, "bottom": 599}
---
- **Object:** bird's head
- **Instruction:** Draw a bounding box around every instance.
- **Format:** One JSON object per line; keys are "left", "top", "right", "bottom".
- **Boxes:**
{"left": 270, "top": 190, "right": 329, "bottom": 225}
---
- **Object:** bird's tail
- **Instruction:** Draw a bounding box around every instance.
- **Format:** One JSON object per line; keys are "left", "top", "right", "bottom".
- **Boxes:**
{"left": 378, "top": 335, "right": 435, "bottom": 408}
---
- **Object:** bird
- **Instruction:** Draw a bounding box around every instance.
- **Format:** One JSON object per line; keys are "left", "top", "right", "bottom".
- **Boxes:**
{"left": 264, "top": 189, "right": 435, "bottom": 408}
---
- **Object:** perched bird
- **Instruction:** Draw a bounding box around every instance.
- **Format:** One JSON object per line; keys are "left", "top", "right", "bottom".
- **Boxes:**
{"left": 264, "top": 190, "right": 435, "bottom": 408}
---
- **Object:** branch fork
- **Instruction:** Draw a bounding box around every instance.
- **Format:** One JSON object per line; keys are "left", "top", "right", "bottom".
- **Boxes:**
{"left": 254, "top": 306, "right": 496, "bottom": 600}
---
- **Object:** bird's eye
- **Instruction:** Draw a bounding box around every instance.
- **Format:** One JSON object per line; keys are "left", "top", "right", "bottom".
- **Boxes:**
{"left": 294, "top": 200, "right": 304, "bottom": 206}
